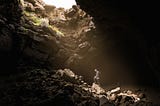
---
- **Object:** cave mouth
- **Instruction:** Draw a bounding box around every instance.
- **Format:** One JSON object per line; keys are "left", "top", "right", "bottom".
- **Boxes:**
{"left": 43, "top": 0, "right": 77, "bottom": 9}
{"left": 0, "top": 0, "right": 160, "bottom": 105}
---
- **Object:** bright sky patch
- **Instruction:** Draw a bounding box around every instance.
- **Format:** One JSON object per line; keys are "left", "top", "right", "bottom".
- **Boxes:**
{"left": 43, "top": 0, "right": 77, "bottom": 9}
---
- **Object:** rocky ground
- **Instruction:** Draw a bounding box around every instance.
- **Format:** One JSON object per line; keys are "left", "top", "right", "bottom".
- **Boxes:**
{"left": 0, "top": 68, "right": 156, "bottom": 106}
{"left": 0, "top": 0, "right": 160, "bottom": 106}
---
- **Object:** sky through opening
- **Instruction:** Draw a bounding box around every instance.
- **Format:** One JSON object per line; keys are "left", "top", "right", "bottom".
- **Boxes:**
{"left": 43, "top": 0, "right": 77, "bottom": 9}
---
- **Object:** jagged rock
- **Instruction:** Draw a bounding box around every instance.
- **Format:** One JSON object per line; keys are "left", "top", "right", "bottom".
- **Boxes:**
{"left": 24, "top": 2, "right": 35, "bottom": 12}
{"left": 65, "top": 53, "right": 82, "bottom": 66}
{"left": 44, "top": 5, "right": 56, "bottom": 12}
{"left": 13, "top": 1, "right": 96, "bottom": 69}
{"left": 99, "top": 95, "right": 110, "bottom": 106}
{"left": 25, "top": 0, "right": 36, "bottom": 5}
{"left": 33, "top": 35, "right": 44, "bottom": 41}
{"left": 42, "top": 26, "right": 57, "bottom": 37}
{"left": 56, "top": 49, "right": 70, "bottom": 61}
{"left": 91, "top": 83, "right": 105, "bottom": 95}
{"left": 8, "top": 24, "right": 15, "bottom": 31}
{"left": 0, "top": 18, "right": 5, "bottom": 25}
{"left": 24, "top": 0, "right": 45, "bottom": 13}
{"left": 0, "top": 66, "right": 156, "bottom": 106}
{"left": 0, "top": 69, "right": 99, "bottom": 106}
{"left": 117, "top": 90, "right": 140, "bottom": 102}
{"left": 56, "top": 69, "right": 75, "bottom": 78}
{"left": 55, "top": 69, "right": 89, "bottom": 85}
{"left": 34, "top": 1, "right": 45, "bottom": 12}
{"left": 77, "top": 41, "right": 91, "bottom": 55}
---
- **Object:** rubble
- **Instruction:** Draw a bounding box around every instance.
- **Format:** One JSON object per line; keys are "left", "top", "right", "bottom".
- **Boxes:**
{"left": 117, "top": 90, "right": 140, "bottom": 102}
{"left": 91, "top": 83, "right": 105, "bottom": 95}
{"left": 0, "top": 67, "right": 157, "bottom": 106}
{"left": 0, "top": 69, "right": 99, "bottom": 106}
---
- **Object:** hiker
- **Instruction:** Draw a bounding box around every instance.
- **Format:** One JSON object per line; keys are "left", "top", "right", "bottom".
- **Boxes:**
{"left": 94, "top": 69, "right": 100, "bottom": 84}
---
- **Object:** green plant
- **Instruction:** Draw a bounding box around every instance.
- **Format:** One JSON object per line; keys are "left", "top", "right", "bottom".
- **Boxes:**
{"left": 23, "top": 11, "right": 42, "bottom": 26}
{"left": 30, "top": 16, "right": 42, "bottom": 26}
{"left": 49, "top": 25, "right": 64, "bottom": 37}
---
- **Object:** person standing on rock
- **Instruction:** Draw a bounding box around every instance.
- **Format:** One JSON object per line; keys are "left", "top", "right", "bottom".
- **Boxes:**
{"left": 94, "top": 69, "right": 100, "bottom": 84}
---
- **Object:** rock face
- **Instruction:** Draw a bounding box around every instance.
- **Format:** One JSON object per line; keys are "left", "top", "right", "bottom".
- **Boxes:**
{"left": 0, "top": 1, "right": 100, "bottom": 105}
{"left": 0, "top": 0, "right": 96, "bottom": 74}
{"left": 0, "top": 0, "right": 23, "bottom": 73}
{"left": 18, "top": 1, "right": 96, "bottom": 72}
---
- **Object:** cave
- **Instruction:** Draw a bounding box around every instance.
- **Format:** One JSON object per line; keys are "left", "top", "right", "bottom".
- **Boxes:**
{"left": 0, "top": 0, "right": 160, "bottom": 105}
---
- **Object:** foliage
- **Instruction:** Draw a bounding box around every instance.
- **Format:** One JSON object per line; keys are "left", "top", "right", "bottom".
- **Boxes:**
{"left": 30, "top": 16, "right": 42, "bottom": 26}
{"left": 23, "top": 11, "right": 42, "bottom": 26}
{"left": 23, "top": 10, "right": 64, "bottom": 37}
{"left": 49, "top": 25, "right": 65, "bottom": 37}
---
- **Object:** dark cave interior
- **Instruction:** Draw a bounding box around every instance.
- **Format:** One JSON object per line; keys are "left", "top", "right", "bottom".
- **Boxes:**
{"left": 75, "top": 0, "right": 160, "bottom": 87}
{"left": 0, "top": 0, "right": 160, "bottom": 105}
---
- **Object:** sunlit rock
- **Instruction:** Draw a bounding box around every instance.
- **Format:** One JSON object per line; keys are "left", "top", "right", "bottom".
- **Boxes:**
{"left": 40, "top": 18, "right": 49, "bottom": 27}
{"left": 91, "top": 83, "right": 105, "bottom": 95}
{"left": 107, "top": 87, "right": 121, "bottom": 95}
{"left": 117, "top": 90, "right": 140, "bottom": 102}
{"left": 56, "top": 69, "right": 75, "bottom": 78}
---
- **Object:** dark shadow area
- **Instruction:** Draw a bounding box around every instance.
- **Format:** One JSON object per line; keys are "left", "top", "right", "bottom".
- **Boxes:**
{"left": 75, "top": 0, "right": 160, "bottom": 88}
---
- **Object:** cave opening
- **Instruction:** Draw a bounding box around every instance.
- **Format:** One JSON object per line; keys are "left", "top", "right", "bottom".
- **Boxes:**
{"left": 37, "top": 0, "right": 138, "bottom": 88}
{"left": 40, "top": 0, "right": 160, "bottom": 94}
{"left": 43, "top": 0, "right": 77, "bottom": 9}
{"left": 0, "top": 0, "right": 160, "bottom": 105}
{"left": 39, "top": 0, "right": 98, "bottom": 83}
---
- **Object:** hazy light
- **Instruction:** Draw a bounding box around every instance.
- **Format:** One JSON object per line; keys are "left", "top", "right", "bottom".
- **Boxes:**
{"left": 43, "top": 0, "right": 77, "bottom": 9}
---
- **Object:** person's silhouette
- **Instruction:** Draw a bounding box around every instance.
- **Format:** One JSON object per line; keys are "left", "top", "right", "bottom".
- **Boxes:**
{"left": 94, "top": 69, "right": 100, "bottom": 84}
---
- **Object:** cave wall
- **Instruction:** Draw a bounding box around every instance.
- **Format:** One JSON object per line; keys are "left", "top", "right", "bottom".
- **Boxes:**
{"left": 0, "top": 0, "right": 97, "bottom": 76}
{"left": 0, "top": 0, "right": 22, "bottom": 74}
{"left": 0, "top": 0, "right": 22, "bottom": 21}
{"left": 76, "top": 0, "right": 160, "bottom": 87}
{"left": 0, "top": 0, "right": 159, "bottom": 87}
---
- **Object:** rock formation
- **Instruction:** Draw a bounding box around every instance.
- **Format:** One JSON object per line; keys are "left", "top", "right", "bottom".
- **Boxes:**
{"left": 0, "top": 0, "right": 160, "bottom": 105}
